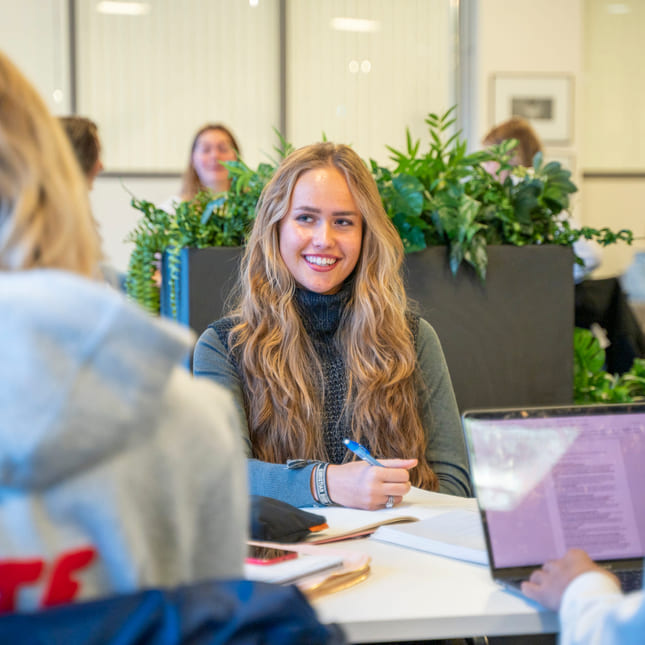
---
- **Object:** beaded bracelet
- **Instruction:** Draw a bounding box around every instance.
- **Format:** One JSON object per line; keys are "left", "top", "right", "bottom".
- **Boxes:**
{"left": 314, "top": 462, "right": 333, "bottom": 506}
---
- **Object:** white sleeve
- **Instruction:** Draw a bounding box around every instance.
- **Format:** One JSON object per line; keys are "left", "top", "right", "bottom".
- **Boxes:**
{"left": 560, "top": 571, "right": 645, "bottom": 645}
{"left": 572, "top": 237, "right": 602, "bottom": 283}
{"left": 563, "top": 213, "right": 602, "bottom": 283}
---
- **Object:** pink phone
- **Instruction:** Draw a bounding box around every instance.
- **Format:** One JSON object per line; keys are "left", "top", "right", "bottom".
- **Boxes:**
{"left": 245, "top": 545, "right": 299, "bottom": 565}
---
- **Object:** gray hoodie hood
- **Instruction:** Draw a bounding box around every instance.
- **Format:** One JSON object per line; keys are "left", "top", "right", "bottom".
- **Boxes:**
{"left": 0, "top": 270, "right": 194, "bottom": 490}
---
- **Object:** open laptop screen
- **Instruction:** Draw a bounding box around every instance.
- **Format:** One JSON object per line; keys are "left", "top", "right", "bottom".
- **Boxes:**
{"left": 463, "top": 405, "right": 645, "bottom": 570}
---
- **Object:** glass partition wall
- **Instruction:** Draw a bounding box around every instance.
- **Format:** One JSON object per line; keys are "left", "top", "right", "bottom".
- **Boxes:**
{"left": 73, "top": 0, "right": 458, "bottom": 172}
{"left": 76, "top": 0, "right": 282, "bottom": 172}
{"left": 286, "top": 0, "right": 456, "bottom": 164}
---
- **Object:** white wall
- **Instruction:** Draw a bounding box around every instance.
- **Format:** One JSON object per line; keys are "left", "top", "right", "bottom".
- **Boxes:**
{"left": 76, "top": 0, "right": 280, "bottom": 172}
{"left": 287, "top": 0, "right": 455, "bottom": 161}
{"left": 0, "top": 0, "right": 70, "bottom": 114}
{"left": 477, "top": 0, "right": 643, "bottom": 279}
{"left": 581, "top": 0, "right": 645, "bottom": 278}
{"left": 583, "top": 0, "right": 645, "bottom": 171}
{"left": 477, "top": 0, "right": 583, "bottom": 195}
{"left": 583, "top": 177, "right": 645, "bottom": 279}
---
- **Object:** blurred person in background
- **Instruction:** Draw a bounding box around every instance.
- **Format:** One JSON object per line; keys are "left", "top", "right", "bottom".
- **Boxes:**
{"left": 0, "top": 49, "right": 248, "bottom": 613}
{"left": 482, "top": 116, "right": 601, "bottom": 283}
{"left": 59, "top": 114, "right": 125, "bottom": 290}
{"left": 59, "top": 115, "right": 104, "bottom": 189}
{"left": 160, "top": 122, "right": 240, "bottom": 212}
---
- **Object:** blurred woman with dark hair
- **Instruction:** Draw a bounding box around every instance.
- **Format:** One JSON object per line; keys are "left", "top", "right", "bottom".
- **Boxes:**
{"left": 482, "top": 116, "right": 601, "bottom": 283}
{"left": 59, "top": 115, "right": 104, "bottom": 188}
{"left": 482, "top": 116, "right": 542, "bottom": 167}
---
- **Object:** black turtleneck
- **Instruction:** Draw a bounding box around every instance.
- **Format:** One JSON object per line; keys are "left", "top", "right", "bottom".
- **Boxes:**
{"left": 293, "top": 284, "right": 351, "bottom": 464}
{"left": 293, "top": 285, "right": 349, "bottom": 335}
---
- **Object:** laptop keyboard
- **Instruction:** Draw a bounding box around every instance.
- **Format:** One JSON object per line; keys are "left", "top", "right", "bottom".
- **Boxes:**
{"left": 500, "top": 569, "right": 643, "bottom": 594}
{"left": 614, "top": 569, "right": 643, "bottom": 592}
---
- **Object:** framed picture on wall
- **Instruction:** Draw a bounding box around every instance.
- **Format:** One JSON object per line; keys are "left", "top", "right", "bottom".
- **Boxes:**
{"left": 491, "top": 74, "right": 574, "bottom": 145}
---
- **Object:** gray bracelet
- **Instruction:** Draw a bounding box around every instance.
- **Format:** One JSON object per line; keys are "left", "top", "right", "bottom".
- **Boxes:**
{"left": 287, "top": 459, "right": 323, "bottom": 469}
{"left": 314, "top": 462, "right": 333, "bottom": 506}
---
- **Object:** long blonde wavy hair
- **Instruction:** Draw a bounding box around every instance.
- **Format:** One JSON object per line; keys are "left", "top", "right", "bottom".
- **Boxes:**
{"left": 229, "top": 142, "right": 437, "bottom": 490}
{"left": 0, "top": 50, "right": 101, "bottom": 276}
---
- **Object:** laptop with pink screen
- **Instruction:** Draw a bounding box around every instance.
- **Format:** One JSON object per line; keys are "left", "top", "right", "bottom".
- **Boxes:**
{"left": 462, "top": 403, "right": 645, "bottom": 592}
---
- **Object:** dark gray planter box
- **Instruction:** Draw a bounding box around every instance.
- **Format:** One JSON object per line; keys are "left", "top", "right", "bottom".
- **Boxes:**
{"left": 160, "top": 247, "right": 243, "bottom": 338}
{"left": 162, "top": 244, "right": 574, "bottom": 411}
{"left": 404, "top": 245, "right": 574, "bottom": 411}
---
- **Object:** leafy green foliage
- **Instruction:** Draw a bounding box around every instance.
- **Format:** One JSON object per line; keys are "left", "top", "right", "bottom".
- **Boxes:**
{"left": 573, "top": 327, "right": 645, "bottom": 403}
{"left": 372, "top": 107, "right": 633, "bottom": 280}
{"left": 125, "top": 198, "right": 173, "bottom": 315}
{"left": 127, "top": 112, "right": 634, "bottom": 317}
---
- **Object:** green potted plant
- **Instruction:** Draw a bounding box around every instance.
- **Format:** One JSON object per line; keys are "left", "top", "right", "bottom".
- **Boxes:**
{"left": 369, "top": 107, "right": 633, "bottom": 411}
{"left": 125, "top": 136, "right": 291, "bottom": 331}
{"left": 371, "top": 107, "right": 631, "bottom": 279}
{"left": 574, "top": 328, "right": 645, "bottom": 403}
{"left": 125, "top": 110, "right": 633, "bottom": 410}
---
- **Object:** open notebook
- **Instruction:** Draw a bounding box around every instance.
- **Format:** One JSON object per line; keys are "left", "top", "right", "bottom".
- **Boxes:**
{"left": 370, "top": 508, "right": 486, "bottom": 564}
{"left": 462, "top": 403, "right": 645, "bottom": 591}
{"left": 301, "top": 488, "right": 477, "bottom": 545}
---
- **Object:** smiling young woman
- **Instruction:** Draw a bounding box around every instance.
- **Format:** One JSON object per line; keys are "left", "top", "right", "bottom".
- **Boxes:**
{"left": 278, "top": 165, "right": 363, "bottom": 295}
{"left": 193, "top": 142, "right": 472, "bottom": 510}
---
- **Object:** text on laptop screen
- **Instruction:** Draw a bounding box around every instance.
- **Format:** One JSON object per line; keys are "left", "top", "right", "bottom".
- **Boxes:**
{"left": 464, "top": 412, "right": 645, "bottom": 568}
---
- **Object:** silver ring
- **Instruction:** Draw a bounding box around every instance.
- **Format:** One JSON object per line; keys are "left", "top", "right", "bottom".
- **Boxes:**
{"left": 385, "top": 495, "right": 394, "bottom": 508}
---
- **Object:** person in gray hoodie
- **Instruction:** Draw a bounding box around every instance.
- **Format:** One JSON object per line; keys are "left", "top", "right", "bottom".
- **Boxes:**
{"left": 0, "top": 49, "right": 248, "bottom": 613}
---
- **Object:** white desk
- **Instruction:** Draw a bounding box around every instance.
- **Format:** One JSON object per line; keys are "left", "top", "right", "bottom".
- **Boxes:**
{"left": 307, "top": 490, "right": 559, "bottom": 643}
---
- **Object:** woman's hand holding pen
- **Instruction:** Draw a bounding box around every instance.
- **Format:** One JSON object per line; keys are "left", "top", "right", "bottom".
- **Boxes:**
{"left": 326, "top": 459, "right": 417, "bottom": 510}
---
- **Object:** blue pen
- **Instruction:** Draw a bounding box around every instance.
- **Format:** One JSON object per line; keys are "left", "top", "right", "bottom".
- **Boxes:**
{"left": 343, "top": 438, "right": 384, "bottom": 467}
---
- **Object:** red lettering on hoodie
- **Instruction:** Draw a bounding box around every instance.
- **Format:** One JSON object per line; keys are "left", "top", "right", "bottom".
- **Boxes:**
{"left": 0, "top": 547, "right": 96, "bottom": 612}
{"left": 0, "top": 559, "right": 44, "bottom": 612}
{"left": 42, "top": 547, "right": 96, "bottom": 607}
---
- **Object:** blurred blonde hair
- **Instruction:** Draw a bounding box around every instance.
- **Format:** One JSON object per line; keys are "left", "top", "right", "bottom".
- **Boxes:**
{"left": 229, "top": 142, "right": 437, "bottom": 490}
{"left": 482, "top": 116, "right": 543, "bottom": 167}
{"left": 0, "top": 50, "right": 101, "bottom": 276}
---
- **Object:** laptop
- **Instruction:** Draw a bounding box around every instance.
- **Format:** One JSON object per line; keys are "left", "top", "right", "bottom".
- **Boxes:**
{"left": 462, "top": 403, "right": 645, "bottom": 593}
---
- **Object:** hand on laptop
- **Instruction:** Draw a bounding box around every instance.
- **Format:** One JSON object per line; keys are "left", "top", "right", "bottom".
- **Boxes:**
{"left": 521, "top": 548, "right": 619, "bottom": 610}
